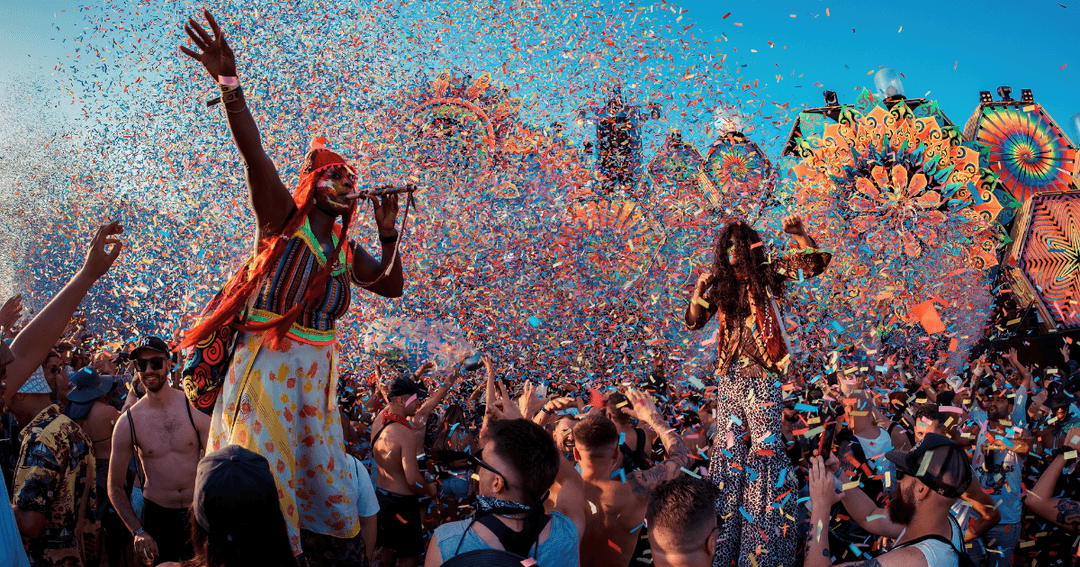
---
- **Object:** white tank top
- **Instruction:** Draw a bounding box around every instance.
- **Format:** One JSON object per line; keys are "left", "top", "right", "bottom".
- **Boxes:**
{"left": 896, "top": 517, "right": 963, "bottom": 567}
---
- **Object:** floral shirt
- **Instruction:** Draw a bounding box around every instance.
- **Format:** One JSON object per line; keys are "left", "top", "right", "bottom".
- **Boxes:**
{"left": 12, "top": 404, "right": 98, "bottom": 567}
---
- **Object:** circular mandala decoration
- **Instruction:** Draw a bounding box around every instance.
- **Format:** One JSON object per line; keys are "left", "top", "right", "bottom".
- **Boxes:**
{"left": 561, "top": 199, "right": 661, "bottom": 287}
{"left": 975, "top": 105, "right": 1078, "bottom": 203}
{"left": 704, "top": 134, "right": 774, "bottom": 216}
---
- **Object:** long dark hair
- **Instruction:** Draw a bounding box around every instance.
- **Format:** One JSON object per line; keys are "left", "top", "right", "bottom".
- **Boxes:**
{"left": 434, "top": 403, "right": 468, "bottom": 451}
{"left": 181, "top": 508, "right": 297, "bottom": 567}
{"left": 706, "top": 219, "right": 784, "bottom": 331}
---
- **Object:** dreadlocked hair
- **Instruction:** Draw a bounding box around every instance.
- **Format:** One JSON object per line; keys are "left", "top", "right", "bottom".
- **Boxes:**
{"left": 705, "top": 218, "right": 784, "bottom": 332}
{"left": 180, "top": 148, "right": 358, "bottom": 351}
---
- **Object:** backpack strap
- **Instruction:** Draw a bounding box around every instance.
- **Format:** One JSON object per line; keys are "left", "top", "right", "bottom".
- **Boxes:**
{"left": 474, "top": 513, "right": 552, "bottom": 559}
{"left": 126, "top": 410, "right": 145, "bottom": 486}
{"left": 186, "top": 401, "right": 203, "bottom": 455}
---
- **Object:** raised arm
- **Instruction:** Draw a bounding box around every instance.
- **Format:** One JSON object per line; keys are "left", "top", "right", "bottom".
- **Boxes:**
{"left": 351, "top": 194, "right": 405, "bottom": 298}
{"left": 624, "top": 388, "right": 693, "bottom": 500}
{"left": 772, "top": 214, "right": 832, "bottom": 280}
{"left": 1027, "top": 431, "right": 1080, "bottom": 533}
{"left": 684, "top": 271, "right": 718, "bottom": 330}
{"left": 961, "top": 477, "right": 1001, "bottom": 541}
{"left": 179, "top": 10, "right": 294, "bottom": 237}
{"left": 5, "top": 222, "right": 122, "bottom": 400}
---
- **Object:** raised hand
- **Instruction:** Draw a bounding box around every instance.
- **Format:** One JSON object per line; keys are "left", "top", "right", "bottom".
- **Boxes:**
{"left": 0, "top": 294, "right": 23, "bottom": 334}
{"left": 179, "top": 10, "right": 237, "bottom": 82}
{"left": 371, "top": 193, "right": 401, "bottom": 238}
{"left": 782, "top": 214, "right": 807, "bottom": 236}
{"left": 81, "top": 221, "right": 124, "bottom": 280}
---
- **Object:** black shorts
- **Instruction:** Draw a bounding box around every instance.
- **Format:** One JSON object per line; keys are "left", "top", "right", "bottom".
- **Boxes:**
{"left": 143, "top": 498, "right": 194, "bottom": 563}
{"left": 375, "top": 488, "right": 423, "bottom": 557}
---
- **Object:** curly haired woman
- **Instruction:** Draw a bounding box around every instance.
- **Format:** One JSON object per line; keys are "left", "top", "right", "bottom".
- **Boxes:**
{"left": 685, "top": 215, "right": 831, "bottom": 567}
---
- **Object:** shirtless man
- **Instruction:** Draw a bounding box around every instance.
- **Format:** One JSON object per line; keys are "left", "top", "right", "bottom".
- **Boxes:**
{"left": 109, "top": 336, "right": 210, "bottom": 565}
{"left": 573, "top": 388, "right": 693, "bottom": 567}
{"left": 371, "top": 371, "right": 446, "bottom": 567}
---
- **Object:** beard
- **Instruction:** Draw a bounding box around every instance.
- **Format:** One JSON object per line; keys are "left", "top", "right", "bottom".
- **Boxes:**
{"left": 143, "top": 373, "right": 167, "bottom": 393}
{"left": 887, "top": 483, "right": 917, "bottom": 526}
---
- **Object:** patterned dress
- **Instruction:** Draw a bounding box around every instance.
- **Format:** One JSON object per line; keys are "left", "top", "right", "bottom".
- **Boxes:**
{"left": 208, "top": 219, "right": 363, "bottom": 555}
{"left": 707, "top": 248, "right": 830, "bottom": 567}
{"left": 12, "top": 404, "right": 98, "bottom": 567}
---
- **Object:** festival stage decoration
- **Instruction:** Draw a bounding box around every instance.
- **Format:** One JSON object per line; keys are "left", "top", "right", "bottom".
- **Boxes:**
{"left": 963, "top": 88, "right": 1078, "bottom": 209}
{"left": 780, "top": 89, "right": 996, "bottom": 363}
{"left": 702, "top": 131, "right": 775, "bottom": 220}
{"left": 1004, "top": 189, "right": 1080, "bottom": 332}
{"left": 648, "top": 129, "right": 705, "bottom": 207}
{"left": 561, "top": 198, "right": 664, "bottom": 288}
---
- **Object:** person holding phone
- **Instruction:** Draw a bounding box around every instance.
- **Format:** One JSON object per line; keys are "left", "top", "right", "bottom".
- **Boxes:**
{"left": 684, "top": 215, "right": 831, "bottom": 567}
{"left": 176, "top": 10, "right": 409, "bottom": 562}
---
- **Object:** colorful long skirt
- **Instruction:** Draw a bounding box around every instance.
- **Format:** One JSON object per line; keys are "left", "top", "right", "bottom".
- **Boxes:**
{"left": 709, "top": 361, "right": 799, "bottom": 567}
{"left": 208, "top": 330, "right": 359, "bottom": 555}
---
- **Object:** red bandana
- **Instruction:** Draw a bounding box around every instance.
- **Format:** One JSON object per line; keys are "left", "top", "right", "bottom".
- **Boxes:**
{"left": 383, "top": 412, "right": 411, "bottom": 429}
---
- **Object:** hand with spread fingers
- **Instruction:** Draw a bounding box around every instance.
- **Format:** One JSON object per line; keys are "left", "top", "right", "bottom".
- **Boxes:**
{"left": 81, "top": 220, "right": 124, "bottom": 280}
{"left": 179, "top": 10, "right": 237, "bottom": 83}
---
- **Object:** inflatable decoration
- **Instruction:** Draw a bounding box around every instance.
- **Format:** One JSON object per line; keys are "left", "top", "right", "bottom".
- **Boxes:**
{"left": 1005, "top": 189, "right": 1080, "bottom": 332}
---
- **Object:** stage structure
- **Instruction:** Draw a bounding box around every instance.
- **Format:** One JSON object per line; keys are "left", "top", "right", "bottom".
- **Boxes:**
{"left": 1005, "top": 189, "right": 1080, "bottom": 333}
{"left": 962, "top": 87, "right": 1078, "bottom": 216}
{"left": 776, "top": 76, "right": 998, "bottom": 365}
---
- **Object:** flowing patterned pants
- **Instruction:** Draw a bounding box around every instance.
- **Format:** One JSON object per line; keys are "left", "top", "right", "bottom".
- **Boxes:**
{"left": 709, "top": 363, "right": 799, "bottom": 567}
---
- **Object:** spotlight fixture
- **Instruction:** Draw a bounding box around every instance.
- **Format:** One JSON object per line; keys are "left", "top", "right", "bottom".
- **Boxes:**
{"left": 1021, "top": 89, "right": 1034, "bottom": 102}
{"left": 823, "top": 90, "right": 839, "bottom": 106}
{"left": 997, "top": 86, "right": 1013, "bottom": 101}
{"left": 979, "top": 91, "right": 993, "bottom": 104}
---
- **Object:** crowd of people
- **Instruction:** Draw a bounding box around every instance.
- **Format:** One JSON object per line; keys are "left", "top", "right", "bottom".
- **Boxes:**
{"left": 3, "top": 8, "right": 1080, "bottom": 567}
{"left": 3, "top": 219, "right": 1080, "bottom": 567}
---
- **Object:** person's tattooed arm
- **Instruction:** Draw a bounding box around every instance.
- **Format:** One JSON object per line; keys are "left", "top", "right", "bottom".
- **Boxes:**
{"left": 1055, "top": 499, "right": 1080, "bottom": 532}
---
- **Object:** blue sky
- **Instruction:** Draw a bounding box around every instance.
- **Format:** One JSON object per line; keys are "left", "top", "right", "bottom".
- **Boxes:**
{"left": 1, "top": 0, "right": 1078, "bottom": 140}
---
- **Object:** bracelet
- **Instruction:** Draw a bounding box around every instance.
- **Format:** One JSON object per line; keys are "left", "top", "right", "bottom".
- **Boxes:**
{"left": 133, "top": 527, "right": 145, "bottom": 537}
{"left": 379, "top": 232, "right": 399, "bottom": 244}
{"left": 207, "top": 86, "right": 244, "bottom": 108}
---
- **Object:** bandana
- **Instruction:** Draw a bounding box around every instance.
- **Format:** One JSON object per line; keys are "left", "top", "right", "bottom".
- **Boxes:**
{"left": 383, "top": 411, "right": 411, "bottom": 428}
{"left": 474, "top": 495, "right": 537, "bottom": 517}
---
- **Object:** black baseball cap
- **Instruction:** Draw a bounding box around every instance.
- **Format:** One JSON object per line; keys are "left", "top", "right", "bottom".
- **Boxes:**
{"left": 388, "top": 376, "right": 428, "bottom": 399}
{"left": 130, "top": 336, "right": 170, "bottom": 358}
{"left": 193, "top": 445, "right": 280, "bottom": 536}
{"left": 885, "top": 433, "right": 972, "bottom": 499}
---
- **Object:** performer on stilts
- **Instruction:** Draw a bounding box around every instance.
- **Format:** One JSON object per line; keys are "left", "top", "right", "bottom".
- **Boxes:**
{"left": 178, "top": 11, "right": 409, "bottom": 560}
{"left": 685, "top": 215, "right": 831, "bottom": 567}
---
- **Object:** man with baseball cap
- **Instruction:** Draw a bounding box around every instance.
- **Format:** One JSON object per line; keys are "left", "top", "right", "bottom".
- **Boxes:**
{"left": 807, "top": 433, "right": 974, "bottom": 567}
{"left": 372, "top": 361, "right": 464, "bottom": 567}
{"left": 109, "top": 335, "right": 210, "bottom": 565}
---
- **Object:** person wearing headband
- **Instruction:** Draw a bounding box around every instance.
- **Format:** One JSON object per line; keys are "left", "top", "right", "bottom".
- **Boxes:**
{"left": 177, "top": 10, "right": 410, "bottom": 561}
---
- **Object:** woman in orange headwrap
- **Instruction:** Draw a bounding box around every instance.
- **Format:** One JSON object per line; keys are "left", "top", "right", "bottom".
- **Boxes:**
{"left": 179, "top": 10, "right": 406, "bottom": 559}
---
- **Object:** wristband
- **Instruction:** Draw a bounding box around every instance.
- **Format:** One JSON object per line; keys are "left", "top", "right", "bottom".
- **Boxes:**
{"left": 379, "top": 231, "right": 399, "bottom": 244}
{"left": 216, "top": 75, "right": 240, "bottom": 89}
{"left": 133, "top": 527, "right": 145, "bottom": 537}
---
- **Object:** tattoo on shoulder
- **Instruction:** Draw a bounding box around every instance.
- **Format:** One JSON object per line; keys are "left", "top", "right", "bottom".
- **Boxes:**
{"left": 1056, "top": 499, "right": 1080, "bottom": 529}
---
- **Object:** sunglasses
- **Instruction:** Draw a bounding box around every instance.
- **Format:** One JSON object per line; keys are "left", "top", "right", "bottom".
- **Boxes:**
{"left": 48, "top": 365, "right": 61, "bottom": 374}
{"left": 135, "top": 357, "right": 167, "bottom": 371}
{"left": 468, "top": 450, "right": 509, "bottom": 486}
